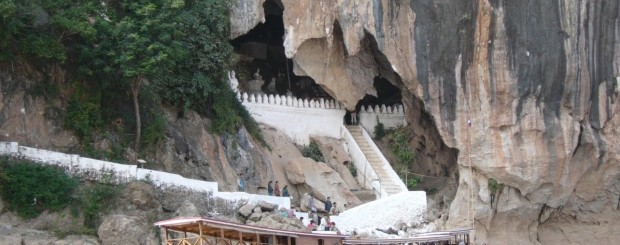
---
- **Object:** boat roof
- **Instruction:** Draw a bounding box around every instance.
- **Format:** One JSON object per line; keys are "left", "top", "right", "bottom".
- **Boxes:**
{"left": 155, "top": 217, "right": 471, "bottom": 243}
{"left": 154, "top": 216, "right": 349, "bottom": 239}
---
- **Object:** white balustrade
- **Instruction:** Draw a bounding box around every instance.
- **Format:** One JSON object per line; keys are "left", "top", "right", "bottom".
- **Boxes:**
{"left": 359, "top": 104, "right": 407, "bottom": 135}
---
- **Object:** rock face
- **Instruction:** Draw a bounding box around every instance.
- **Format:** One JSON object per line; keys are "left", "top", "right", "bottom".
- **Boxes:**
{"left": 230, "top": 0, "right": 266, "bottom": 39}
{"left": 284, "top": 157, "right": 360, "bottom": 209}
{"left": 98, "top": 215, "right": 158, "bottom": 245}
{"left": 0, "top": 64, "right": 77, "bottom": 149}
{"left": 311, "top": 136, "right": 360, "bottom": 191}
{"left": 231, "top": 0, "right": 620, "bottom": 244}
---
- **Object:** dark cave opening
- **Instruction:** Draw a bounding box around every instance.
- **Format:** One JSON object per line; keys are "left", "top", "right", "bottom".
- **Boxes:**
{"left": 356, "top": 76, "right": 403, "bottom": 111}
{"left": 230, "top": 0, "right": 332, "bottom": 100}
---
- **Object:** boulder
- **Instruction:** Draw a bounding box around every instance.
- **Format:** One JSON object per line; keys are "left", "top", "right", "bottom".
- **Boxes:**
{"left": 257, "top": 201, "right": 276, "bottom": 212}
{"left": 252, "top": 206, "right": 262, "bottom": 214}
{"left": 248, "top": 213, "right": 264, "bottom": 222}
{"left": 311, "top": 136, "right": 360, "bottom": 190}
{"left": 284, "top": 158, "right": 307, "bottom": 184}
{"left": 124, "top": 182, "right": 158, "bottom": 210}
{"left": 300, "top": 193, "right": 325, "bottom": 212}
{"left": 0, "top": 233, "right": 21, "bottom": 245}
{"left": 54, "top": 235, "right": 100, "bottom": 245}
{"left": 238, "top": 204, "right": 255, "bottom": 217}
{"left": 285, "top": 157, "right": 360, "bottom": 210}
{"left": 174, "top": 200, "right": 199, "bottom": 217}
{"left": 252, "top": 214, "right": 308, "bottom": 232}
{"left": 98, "top": 215, "right": 158, "bottom": 245}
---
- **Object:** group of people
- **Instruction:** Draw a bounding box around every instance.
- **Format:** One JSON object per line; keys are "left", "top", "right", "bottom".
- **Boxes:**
{"left": 305, "top": 218, "right": 338, "bottom": 232}
{"left": 267, "top": 180, "right": 290, "bottom": 197}
{"left": 305, "top": 193, "right": 341, "bottom": 233}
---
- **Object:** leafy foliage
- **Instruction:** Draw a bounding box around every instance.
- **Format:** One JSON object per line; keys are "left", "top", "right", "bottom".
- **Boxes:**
{"left": 0, "top": 157, "right": 77, "bottom": 219}
{"left": 386, "top": 127, "right": 415, "bottom": 166}
{"left": 141, "top": 109, "right": 166, "bottom": 151}
{"left": 77, "top": 183, "right": 120, "bottom": 231}
{"left": 0, "top": 157, "right": 120, "bottom": 231}
{"left": 0, "top": 0, "right": 99, "bottom": 61}
{"left": 407, "top": 176, "right": 422, "bottom": 189}
{"left": 64, "top": 98, "right": 103, "bottom": 140}
{"left": 384, "top": 126, "right": 419, "bottom": 190}
{"left": 3, "top": 0, "right": 265, "bottom": 150}
{"left": 374, "top": 120, "right": 386, "bottom": 140}
{"left": 301, "top": 142, "right": 325, "bottom": 163}
{"left": 348, "top": 162, "right": 358, "bottom": 177}
{"left": 488, "top": 178, "right": 503, "bottom": 195}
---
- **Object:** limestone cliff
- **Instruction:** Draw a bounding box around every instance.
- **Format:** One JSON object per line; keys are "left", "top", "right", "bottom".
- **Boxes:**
{"left": 232, "top": 0, "right": 620, "bottom": 244}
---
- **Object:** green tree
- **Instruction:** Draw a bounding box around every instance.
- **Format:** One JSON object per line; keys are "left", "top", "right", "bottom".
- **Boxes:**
{"left": 2, "top": 0, "right": 260, "bottom": 150}
{"left": 83, "top": 0, "right": 236, "bottom": 152}
{"left": 99, "top": 1, "right": 188, "bottom": 152}
{"left": 0, "top": 0, "right": 98, "bottom": 61}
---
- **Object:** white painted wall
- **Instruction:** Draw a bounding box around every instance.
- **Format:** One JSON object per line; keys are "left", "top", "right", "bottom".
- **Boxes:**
{"left": 359, "top": 104, "right": 407, "bottom": 136}
{"left": 213, "top": 191, "right": 291, "bottom": 210}
{"left": 239, "top": 92, "right": 346, "bottom": 145}
{"left": 0, "top": 142, "right": 291, "bottom": 209}
{"left": 137, "top": 169, "right": 217, "bottom": 193}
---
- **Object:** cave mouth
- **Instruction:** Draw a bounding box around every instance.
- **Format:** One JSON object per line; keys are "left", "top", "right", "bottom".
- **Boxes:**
{"left": 357, "top": 76, "right": 403, "bottom": 110}
{"left": 232, "top": 0, "right": 458, "bottom": 201}
{"left": 353, "top": 30, "right": 459, "bottom": 199}
{"left": 344, "top": 76, "right": 404, "bottom": 125}
{"left": 230, "top": 0, "right": 332, "bottom": 100}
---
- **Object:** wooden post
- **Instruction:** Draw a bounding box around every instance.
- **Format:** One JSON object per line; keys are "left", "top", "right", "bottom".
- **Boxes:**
{"left": 220, "top": 228, "right": 225, "bottom": 245}
{"left": 287, "top": 236, "right": 291, "bottom": 245}
{"left": 256, "top": 233, "right": 260, "bottom": 245}
{"left": 239, "top": 230, "right": 243, "bottom": 245}
{"left": 199, "top": 222, "right": 204, "bottom": 245}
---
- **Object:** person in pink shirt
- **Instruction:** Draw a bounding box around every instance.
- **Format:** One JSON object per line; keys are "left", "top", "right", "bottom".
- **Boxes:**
{"left": 307, "top": 220, "right": 317, "bottom": 231}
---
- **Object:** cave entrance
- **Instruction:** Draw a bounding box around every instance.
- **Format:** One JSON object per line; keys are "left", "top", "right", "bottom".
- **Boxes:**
{"left": 345, "top": 76, "right": 403, "bottom": 125}
{"left": 351, "top": 29, "right": 458, "bottom": 201}
{"left": 230, "top": 0, "right": 332, "bottom": 100}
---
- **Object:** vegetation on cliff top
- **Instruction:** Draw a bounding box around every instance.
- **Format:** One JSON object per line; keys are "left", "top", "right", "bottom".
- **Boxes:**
{"left": 0, "top": 0, "right": 265, "bottom": 155}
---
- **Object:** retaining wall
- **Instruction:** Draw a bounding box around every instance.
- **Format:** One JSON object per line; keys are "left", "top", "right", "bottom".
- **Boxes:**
{"left": 239, "top": 92, "right": 346, "bottom": 145}
{"left": 0, "top": 142, "right": 290, "bottom": 209}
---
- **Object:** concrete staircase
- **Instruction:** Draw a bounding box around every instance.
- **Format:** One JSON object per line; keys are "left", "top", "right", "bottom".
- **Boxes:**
{"left": 345, "top": 125, "right": 407, "bottom": 196}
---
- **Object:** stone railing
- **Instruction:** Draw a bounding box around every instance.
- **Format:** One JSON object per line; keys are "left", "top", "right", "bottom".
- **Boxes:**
{"left": 238, "top": 92, "right": 346, "bottom": 145}
{"left": 0, "top": 142, "right": 291, "bottom": 209}
{"left": 359, "top": 104, "right": 407, "bottom": 135}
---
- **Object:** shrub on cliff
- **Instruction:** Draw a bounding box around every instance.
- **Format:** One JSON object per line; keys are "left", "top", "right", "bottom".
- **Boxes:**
{"left": 0, "top": 157, "right": 77, "bottom": 219}
{"left": 374, "top": 120, "right": 386, "bottom": 140}
{"left": 302, "top": 142, "right": 325, "bottom": 163}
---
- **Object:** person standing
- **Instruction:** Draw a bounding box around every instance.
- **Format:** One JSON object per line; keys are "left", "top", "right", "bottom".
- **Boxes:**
{"left": 237, "top": 173, "right": 246, "bottom": 192}
{"left": 274, "top": 181, "right": 281, "bottom": 196}
{"left": 308, "top": 192, "right": 316, "bottom": 212}
{"left": 324, "top": 197, "right": 332, "bottom": 214}
{"left": 331, "top": 202, "right": 338, "bottom": 215}
{"left": 267, "top": 181, "right": 274, "bottom": 196}
{"left": 282, "top": 185, "right": 290, "bottom": 197}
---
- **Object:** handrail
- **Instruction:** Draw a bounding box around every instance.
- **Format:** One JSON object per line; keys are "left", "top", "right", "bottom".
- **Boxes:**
{"left": 340, "top": 126, "right": 384, "bottom": 198}
{"left": 358, "top": 126, "right": 408, "bottom": 192}
{"left": 372, "top": 177, "right": 382, "bottom": 199}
